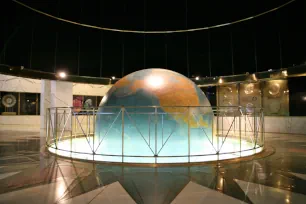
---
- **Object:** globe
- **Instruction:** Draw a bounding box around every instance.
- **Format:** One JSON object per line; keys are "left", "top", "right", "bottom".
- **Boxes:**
{"left": 94, "top": 69, "right": 214, "bottom": 163}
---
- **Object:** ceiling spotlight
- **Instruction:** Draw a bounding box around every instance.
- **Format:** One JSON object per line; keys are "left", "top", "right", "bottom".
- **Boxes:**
{"left": 111, "top": 76, "right": 116, "bottom": 80}
{"left": 282, "top": 70, "right": 288, "bottom": 76}
{"left": 268, "top": 69, "right": 273, "bottom": 72}
{"left": 213, "top": 77, "right": 216, "bottom": 80}
{"left": 218, "top": 78, "right": 223, "bottom": 84}
{"left": 58, "top": 71, "right": 66, "bottom": 79}
{"left": 195, "top": 76, "right": 200, "bottom": 80}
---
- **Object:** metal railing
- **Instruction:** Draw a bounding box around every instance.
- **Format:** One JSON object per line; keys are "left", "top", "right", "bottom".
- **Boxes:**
{"left": 46, "top": 106, "right": 264, "bottom": 163}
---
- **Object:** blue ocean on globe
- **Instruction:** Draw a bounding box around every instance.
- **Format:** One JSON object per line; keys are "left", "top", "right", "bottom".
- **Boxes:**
{"left": 94, "top": 69, "right": 214, "bottom": 163}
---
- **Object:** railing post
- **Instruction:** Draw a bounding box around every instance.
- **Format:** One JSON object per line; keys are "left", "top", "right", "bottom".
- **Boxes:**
{"left": 46, "top": 108, "right": 48, "bottom": 142}
{"left": 155, "top": 107, "right": 157, "bottom": 164}
{"left": 212, "top": 108, "right": 214, "bottom": 146}
{"left": 55, "top": 108, "right": 58, "bottom": 149}
{"left": 162, "top": 113, "right": 164, "bottom": 146}
{"left": 222, "top": 111, "right": 224, "bottom": 139}
{"left": 149, "top": 114, "right": 151, "bottom": 147}
{"left": 70, "top": 108, "right": 73, "bottom": 156}
{"left": 245, "top": 108, "right": 246, "bottom": 142}
{"left": 188, "top": 106, "right": 190, "bottom": 163}
{"left": 46, "top": 108, "right": 50, "bottom": 146}
{"left": 239, "top": 106, "right": 242, "bottom": 157}
{"left": 122, "top": 106, "right": 124, "bottom": 163}
{"left": 262, "top": 108, "right": 265, "bottom": 147}
{"left": 93, "top": 108, "right": 95, "bottom": 158}
{"left": 254, "top": 107, "right": 256, "bottom": 147}
{"left": 63, "top": 109, "right": 66, "bottom": 137}
{"left": 217, "top": 106, "right": 219, "bottom": 160}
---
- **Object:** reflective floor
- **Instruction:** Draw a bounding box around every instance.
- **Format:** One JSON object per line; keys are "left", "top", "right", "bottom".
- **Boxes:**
{"left": 1, "top": 129, "right": 306, "bottom": 203}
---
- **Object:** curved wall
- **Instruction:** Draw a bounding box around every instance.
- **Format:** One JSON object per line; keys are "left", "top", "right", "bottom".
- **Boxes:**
{"left": 1, "top": 73, "right": 306, "bottom": 135}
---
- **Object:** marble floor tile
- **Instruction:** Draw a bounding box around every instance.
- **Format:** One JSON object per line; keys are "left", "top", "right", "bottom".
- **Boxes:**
{"left": 58, "top": 181, "right": 136, "bottom": 204}
{"left": 0, "top": 171, "right": 20, "bottom": 180}
{"left": 235, "top": 179, "right": 306, "bottom": 204}
{"left": 171, "top": 181, "right": 246, "bottom": 204}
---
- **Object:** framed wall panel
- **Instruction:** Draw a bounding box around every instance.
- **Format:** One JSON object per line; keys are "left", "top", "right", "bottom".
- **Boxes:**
{"left": 262, "top": 80, "right": 289, "bottom": 116}
{"left": 217, "top": 84, "right": 238, "bottom": 107}
{"left": 239, "top": 82, "right": 262, "bottom": 113}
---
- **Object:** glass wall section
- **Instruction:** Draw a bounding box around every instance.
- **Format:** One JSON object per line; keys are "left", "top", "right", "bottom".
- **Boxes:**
{"left": 214, "top": 79, "right": 291, "bottom": 116}
{"left": 73, "top": 95, "right": 100, "bottom": 110}
{"left": 20, "top": 93, "right": 39, "bottom": 115}
{"left": 0, "top": 92, "right": 40, "bottom": 115}
{"left": 239, "top": 82, "right": 262, "bottom": 113}
{"left": 217, "top": 84, "right": 239, "bottom": 107}
{"left": 288, "top": 77, "right": 306, "bottom": 116}
{"left": 262, "top": 80, "right": 289, "bottom": 116}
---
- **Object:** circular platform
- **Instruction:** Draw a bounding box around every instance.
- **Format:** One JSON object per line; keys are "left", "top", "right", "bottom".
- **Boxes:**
{"left": 48, "top": 134, "right": 263, "bottom": 164}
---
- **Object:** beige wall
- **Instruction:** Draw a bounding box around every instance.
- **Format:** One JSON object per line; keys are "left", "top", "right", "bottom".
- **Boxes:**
{"left": 0, "top": 74, "right": 112, "bottom": 96}
{"left": 215, "top": 116, "right": 306, "bottom": 135}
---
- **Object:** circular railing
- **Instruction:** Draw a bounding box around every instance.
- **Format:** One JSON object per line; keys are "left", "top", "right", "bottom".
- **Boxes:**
{"left": 46, "top": 106, "right": 264, "bottom": 164}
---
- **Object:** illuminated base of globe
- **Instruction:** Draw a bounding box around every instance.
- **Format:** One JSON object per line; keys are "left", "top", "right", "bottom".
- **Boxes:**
{"left": 48, "top": 136, "right": 263, "bottom": 163}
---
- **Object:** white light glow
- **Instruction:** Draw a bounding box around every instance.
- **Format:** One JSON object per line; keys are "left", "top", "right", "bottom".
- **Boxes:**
{"left": 218, "top": 78, "right": 223, "bottom": 84}
{"left": 101, "top": 95, "right": 108, "bottom": 105}
{"left": 282, "top": 70, "right": 288, "bottom": 76}
{"left": 146, "top": 75, "right": 164, "bottom": 88}
{"left": 58, "top": 72, "right": 66, "bottom": 79}
{"left": 195, "top": 76, "right": 200, "bottom": 80}
{"left": 111, "top": 76, "right": 116, "bottom": 80}
{"left": 48, "top": 136, "right": 262, "bottom": 164}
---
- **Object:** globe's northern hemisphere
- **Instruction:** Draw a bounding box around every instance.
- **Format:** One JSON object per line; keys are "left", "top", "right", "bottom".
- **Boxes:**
{"left": 95, "top": 69, "right": 214, "bottom": 163}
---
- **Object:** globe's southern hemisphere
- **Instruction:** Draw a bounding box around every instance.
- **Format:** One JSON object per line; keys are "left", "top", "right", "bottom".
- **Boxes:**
{"left": 95, "top": 69, "right": 214, "bottom": 163}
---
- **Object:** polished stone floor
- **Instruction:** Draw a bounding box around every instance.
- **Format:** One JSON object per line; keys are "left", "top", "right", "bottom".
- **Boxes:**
{"left": 1, "top": 130, "right": 306, "bottom": 203}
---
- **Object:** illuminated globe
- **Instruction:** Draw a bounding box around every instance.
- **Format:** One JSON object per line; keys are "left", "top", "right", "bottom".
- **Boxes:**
{"left": 94, "top": 69, "right": 214, "bottom": 163}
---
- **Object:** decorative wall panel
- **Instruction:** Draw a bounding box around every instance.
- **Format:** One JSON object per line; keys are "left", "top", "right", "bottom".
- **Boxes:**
{"left": 262, "top": 80, "right": 289, "bottom": 116}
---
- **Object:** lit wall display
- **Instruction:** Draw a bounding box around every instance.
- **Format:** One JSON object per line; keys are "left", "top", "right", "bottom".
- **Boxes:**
{"left": 73, "top": 95, "right": 102, "bottom": 112}
{"left": 0, "top": 91, "right": 40, "bottom": 115}
{"left": 217, "top": 84, "right": 238, "bottom": 107}
{"left": 262, "top": 80, "right": 289, "bottom": 116}
{"left": 216, "top": 80, "right": 289, "bottom": 116}
{"left": 239, "top": 83, "right": 262, "bottom": 113}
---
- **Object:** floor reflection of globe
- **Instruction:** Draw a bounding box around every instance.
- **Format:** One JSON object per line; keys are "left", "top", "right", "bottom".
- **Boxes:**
{"left": 95, "top": 69, "right": 214, "bottom": 163}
